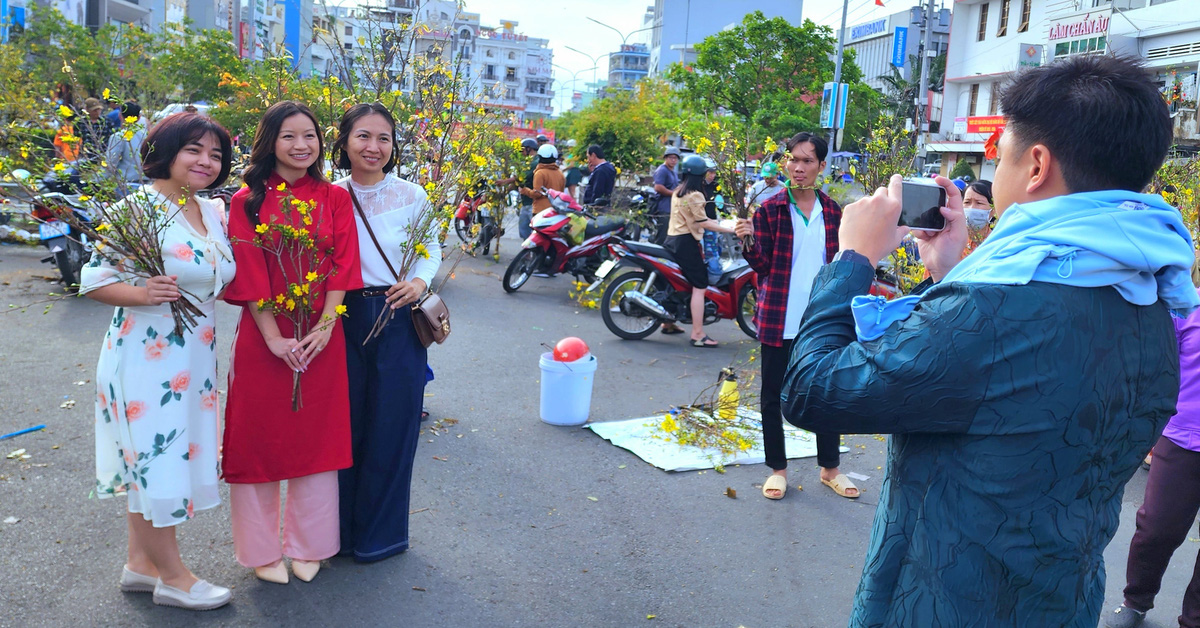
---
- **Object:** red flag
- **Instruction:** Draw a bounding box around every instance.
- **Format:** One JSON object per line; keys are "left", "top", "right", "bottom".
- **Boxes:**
{"left": 984, "top": 128, "right": 1002, "bottom": 161}
{"left": 875, "top": 0, "right": 885, "bottom": 5}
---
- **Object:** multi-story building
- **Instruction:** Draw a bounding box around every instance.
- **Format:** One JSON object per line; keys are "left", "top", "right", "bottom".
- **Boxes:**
{"left": 608, "top": 43, "right": 650, "bottom": 91}
{"left": 840, "top": 6, "right": 950, "bottom": 92}
{"left": 647, "top": 0, "right": 805, "bottom": 75}
{"left": 471, "top": 19, "right": 553, "bottom": 123}
{"left": 929, "top": 0, "right": 1198, "bottom": 179}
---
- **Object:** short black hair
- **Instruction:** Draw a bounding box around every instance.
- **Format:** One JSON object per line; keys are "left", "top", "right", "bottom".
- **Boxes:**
{"left": 786, "top": 132, "right": 828, "bottom": 162}
{"left": 331, "top": 102, "right": 397, "bottom": 174}
{"left": 999, "top": 55, "right": 1171, "bottom": 193}
{"left": 141, "top": 113, "right": 233, "bottom": 188}
{"left": 120, "top": 101, "right": 141, "bottom": 120}
{"left": 968, "top": 179, "right": 993, "bottom": 205}
{"left": 587, "top": 144, "right": 604, "bottom": 159}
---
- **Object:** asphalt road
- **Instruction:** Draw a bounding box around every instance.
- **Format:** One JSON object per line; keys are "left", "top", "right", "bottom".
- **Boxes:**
{"left": 0, "top": 233, "right": 1193, "bottom": 628}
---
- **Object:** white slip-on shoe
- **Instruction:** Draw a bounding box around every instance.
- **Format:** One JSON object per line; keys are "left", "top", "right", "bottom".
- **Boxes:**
{"left": 119, "top": 566, "right": 158, "bottom": 593}
{"left": 152, "top": 579, "right": 231, "bottom": 611}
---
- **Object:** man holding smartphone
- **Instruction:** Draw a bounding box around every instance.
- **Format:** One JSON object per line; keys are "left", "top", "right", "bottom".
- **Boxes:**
{"left": 735, "top": 132, "right": 857, "bottom": 501}
{"left": 780, "top": 55, "right": 1199, "bottom": 627}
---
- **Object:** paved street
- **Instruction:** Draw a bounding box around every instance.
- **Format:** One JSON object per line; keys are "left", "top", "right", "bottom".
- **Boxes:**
{"left": 0, "top": 234, "right": 1194, "bottom": 628}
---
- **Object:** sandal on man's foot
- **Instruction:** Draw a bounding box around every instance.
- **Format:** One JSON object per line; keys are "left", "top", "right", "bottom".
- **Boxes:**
{"left": 690, "top": 335, "right": 718, "bottom": 348}
{"left": 821, "top": 474, "right": 860, "bottom": 499}
{"left": 762, "top": 474, "right": 787, "bottom": 500}
{"left": 661, "top": 326, "right": 684, "bottom": 335}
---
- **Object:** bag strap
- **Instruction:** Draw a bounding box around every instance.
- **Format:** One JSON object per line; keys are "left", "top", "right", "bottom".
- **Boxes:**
{"left": 347, "top": 184, "right": 399, "bottom": 282}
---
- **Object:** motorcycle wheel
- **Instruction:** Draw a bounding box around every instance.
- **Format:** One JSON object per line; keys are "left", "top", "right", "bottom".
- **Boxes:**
{"left": 736, "top": 282, "right": 758, "bottom": 340}
{"left": 600, "top": 270, "right": 663, "bottom": 340}
{"left": 455, "top": 211, "right": 477, "bottom": 245}
{"left": 503, "top": 248, "right": 541, "bottom": 293}
{"left": 55, "top": 236, "right": 86, "bottom": 291}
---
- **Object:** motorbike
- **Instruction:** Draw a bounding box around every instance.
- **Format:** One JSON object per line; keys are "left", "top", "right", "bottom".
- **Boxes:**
{"left": 502, "top": 188, "right": 630, "bottom": 293}
{"left": 595, "top": 236, "right": 758, "bottom": 340}
{"left": 617, "top": 186, "right": 660, "bottom": 243}
{"left": 453, "top": 183, "right": 501, "bottom": 255}
{"left": 19, "top": 167, "right": 94, "bottom": 289}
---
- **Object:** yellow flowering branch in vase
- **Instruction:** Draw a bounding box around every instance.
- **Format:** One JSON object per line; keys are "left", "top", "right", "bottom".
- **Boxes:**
{"left": 244, "top": 183, "right": 348, "bottom": 411}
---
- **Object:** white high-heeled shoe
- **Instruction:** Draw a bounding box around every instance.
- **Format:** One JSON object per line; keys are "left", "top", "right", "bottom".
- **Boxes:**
{"left": 253, "top": 561, "right": 289, "bottom": 584}
{"left": 152, "top": 579, "right": 232, "bottom": 610}
{"left": 291, "top": 560, "right": 320, "bottom": 582}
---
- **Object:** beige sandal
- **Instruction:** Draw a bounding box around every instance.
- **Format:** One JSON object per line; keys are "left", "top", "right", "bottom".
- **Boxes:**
{"left": 762, "top": 474, "right": 787, "bottom": 500}
{"left": 821, "top": 474, "right": 860, "bottom": 499}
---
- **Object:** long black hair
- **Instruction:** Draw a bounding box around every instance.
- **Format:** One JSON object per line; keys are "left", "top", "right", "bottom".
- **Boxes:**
{"left": 675, "top": 172, "right": 707, "bottom": 198}
{"left": 242, "top": 101, "right": 326, "bottom": 224}
{"left": 330, "top": 102, "right": 398, "bottom": 174}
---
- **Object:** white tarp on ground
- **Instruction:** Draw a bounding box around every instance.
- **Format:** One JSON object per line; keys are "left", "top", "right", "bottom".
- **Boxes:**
{"left": 586, "top": 408, "right": 849, "bottom": 472}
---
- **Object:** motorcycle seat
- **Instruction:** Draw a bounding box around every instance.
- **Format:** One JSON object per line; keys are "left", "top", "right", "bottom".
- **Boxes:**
{"left": 712, "top": 258, "right": 750, "bottom": 288}
{"left": 584, "top": 216, "right": 626, "bottom": 238}
{"left": 623, "top": 240, "right": 674, "bottom": 261}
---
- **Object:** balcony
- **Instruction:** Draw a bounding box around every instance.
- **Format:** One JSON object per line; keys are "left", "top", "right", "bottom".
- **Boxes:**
{"left": 1175, "top": 108, "right": 1199, "bottom": 143}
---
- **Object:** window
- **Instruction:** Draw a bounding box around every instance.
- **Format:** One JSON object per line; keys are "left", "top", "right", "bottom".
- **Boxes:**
{"left": 988, "top": 85, "right": 999, "bottom": 115}
{"left": 977, "top": 3, "right": 989, "bottom": 41}
{"left": 968, "top": 83, "right": 980, "bottom": 116}
{"left": 1018, "top": 0, "right": 1031, "bottom": 32}
{"left": 344, "top": 43, "right": 353, "bottom": 50}
{"left": 508, "top": 52, "right": 516, "bottom": 60}
{"left": 485, "top": 64, "right": 496, "bottom": 80}
{"left": 997, "top": 0, "right": 1009, "bottom": 37}
{"left": 505, "top": 67, "right": 516, "bottom": 80}
{"left": 486, "top": 48, "right": 494, "bottom": 57}
{"left": 345, "top": 25, "right": 353, "bottom": 36}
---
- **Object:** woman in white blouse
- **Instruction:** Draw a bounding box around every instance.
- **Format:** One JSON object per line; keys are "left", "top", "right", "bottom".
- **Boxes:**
{"left": 331, "top": 103, "right": 441, "bottom": 562}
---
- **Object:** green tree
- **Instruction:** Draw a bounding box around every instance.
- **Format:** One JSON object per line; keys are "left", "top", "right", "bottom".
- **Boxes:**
{"left": 566, "top": 80, "right": 678, "bottom": 177}
{"left": 154, "top": 25, "right": 247, "bottom": 106}
{"left": 877, "top": 53, "right": 945, "bottom": 132}
{"left": 949, "top": 158, "right": 976, "bottom": 180}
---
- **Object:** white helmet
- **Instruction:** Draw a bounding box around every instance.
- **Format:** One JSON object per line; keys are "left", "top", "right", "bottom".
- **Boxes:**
{"left": 566, "top": 139, "right": 577, "bottom": 148}
{"left": 537, "top": 144, "right": 559, "bottom": 159}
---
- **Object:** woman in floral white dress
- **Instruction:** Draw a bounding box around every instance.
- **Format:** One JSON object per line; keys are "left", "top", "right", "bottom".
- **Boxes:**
{"left": 81, "top": 113, "right": 236, "bottom": 611}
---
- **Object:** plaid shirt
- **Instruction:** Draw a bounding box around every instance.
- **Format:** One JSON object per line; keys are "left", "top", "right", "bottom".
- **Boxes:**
{"left": 743, "top": 189, "right": 842, "bottom": 347}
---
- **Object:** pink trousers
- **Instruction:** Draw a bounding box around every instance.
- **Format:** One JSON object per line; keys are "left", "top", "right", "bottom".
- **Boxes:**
{"left": 229, "top": 471, "right": 340, "bottom": 568}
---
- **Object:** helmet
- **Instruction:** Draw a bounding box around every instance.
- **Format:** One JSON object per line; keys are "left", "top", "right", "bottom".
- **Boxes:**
{"left": 536, "top": 134, "right": 549, "bottom": 143}
{"left": 537, "top": 144, "right": 558, "bottom": 159}
{"left": 760, "top": 162, "right": 779, "bottom": 179}
{"left": 663, "top": 146, "right": 681, "bottom": 158}
{"left": 703, "top": 156, "right": 717, "bottom": 172}
{"left": 520, "top": 138, "right": 538, "bottom": 151}
{"left": 679, "top": 154, "right": 708, "bottom": 176}
{"left": 566, "top": 139, "right": 577, "bottom": 147}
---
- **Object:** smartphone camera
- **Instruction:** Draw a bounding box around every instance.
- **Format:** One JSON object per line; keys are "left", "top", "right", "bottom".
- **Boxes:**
{"left": 898, "top": 179, "right": 947, "bottom": 232}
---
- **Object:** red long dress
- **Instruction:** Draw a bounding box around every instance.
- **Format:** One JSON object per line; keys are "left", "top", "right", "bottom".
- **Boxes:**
{"left": 222, "top": 173, "right": 363, "bottom": 484}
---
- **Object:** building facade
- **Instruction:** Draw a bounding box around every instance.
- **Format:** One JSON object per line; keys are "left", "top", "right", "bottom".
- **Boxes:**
{"left": 470, "top": 19, "right": 553, "bottom": 123}
{"left": 608, "top": 43, "right": 649, "bottom": 91}
{"left": 929, "top": 0, "right": 1199, "bottom": 180}
{"left": 841, "top": 6, "right": 950, "bottom": 92}
{"left": 647, "top": 0, "right": 804, "bottom": 74}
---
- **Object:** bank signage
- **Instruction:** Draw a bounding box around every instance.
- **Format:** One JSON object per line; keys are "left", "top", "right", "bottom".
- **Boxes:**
{"left": 851, "top": 19, "right": 887, "bottom": 41}
{"left": 892, "top": 27, "right": 908, "bottom": 67}
{"left": 1048, "top": 13, "right": 1110, "bottom": 41}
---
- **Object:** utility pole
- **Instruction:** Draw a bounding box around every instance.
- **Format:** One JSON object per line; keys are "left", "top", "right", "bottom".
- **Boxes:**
{"left": 826, "top": 0, "right": 849, "bottom": 181}
{"left": 915, "top": 0, "right": 936, "bottom": 169}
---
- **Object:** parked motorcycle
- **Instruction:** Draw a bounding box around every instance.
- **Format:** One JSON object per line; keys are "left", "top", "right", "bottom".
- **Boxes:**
{"left": 453, "top": 183, "right": 501, "bottom": 255}
{"left": 502, "top": 188, "right": 629, "bottom": 293}
{"left": 13, "top": 168, "right": 93, "bottom": 289}
{"left": 618, "top": 186, "right": 660, "bottom": 243}
{"left": 596, "top": 237, "right": 758, "bottom": 340}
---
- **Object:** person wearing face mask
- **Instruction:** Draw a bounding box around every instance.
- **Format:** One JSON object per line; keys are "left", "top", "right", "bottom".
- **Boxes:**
{"left": 963, "top": 180, "right": 995, "bottom": 253}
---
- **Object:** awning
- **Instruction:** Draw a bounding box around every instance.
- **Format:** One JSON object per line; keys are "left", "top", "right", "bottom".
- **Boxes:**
{"left": 925, "top": 142, "right": 985, "bottom": 153}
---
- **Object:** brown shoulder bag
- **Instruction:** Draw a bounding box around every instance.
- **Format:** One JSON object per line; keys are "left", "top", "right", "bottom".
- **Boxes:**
{"left": 348, "top": 186, "right": 450, "bottom": 347}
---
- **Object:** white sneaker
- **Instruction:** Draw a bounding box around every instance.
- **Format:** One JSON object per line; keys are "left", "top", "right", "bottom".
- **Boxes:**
{"left": 152, "top": 579, "right": 231, "bottom": 611}
{"left": 119, "top": 566, "right": 157, "bottom": 593}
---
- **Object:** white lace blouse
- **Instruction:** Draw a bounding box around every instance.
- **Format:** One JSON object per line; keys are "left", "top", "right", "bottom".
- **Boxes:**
{"left": 335, "top": 174, "right": 442, "bottom": 289}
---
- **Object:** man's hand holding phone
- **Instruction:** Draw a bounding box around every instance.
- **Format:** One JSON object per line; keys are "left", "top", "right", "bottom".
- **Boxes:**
{"left": 911, "top": 176, "right": 967, "bottom": 282}
{"left": 837, "top": 175, "right": 913, "bottom": 267}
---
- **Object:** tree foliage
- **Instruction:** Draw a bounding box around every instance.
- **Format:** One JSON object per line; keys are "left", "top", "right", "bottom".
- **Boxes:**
{"left": 563, "top": 79, "right": 681, "bottom": 176}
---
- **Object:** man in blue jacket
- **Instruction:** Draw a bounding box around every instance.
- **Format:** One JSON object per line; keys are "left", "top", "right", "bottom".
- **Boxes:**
{"left": 583, "top": 144, "right": 615, "bottom": 206}
{"left": 782, "top": 55, "right": 1199, "bottom": 627}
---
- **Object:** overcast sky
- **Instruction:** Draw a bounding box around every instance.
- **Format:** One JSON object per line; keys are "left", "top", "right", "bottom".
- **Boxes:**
{"left": 465, "top": 0, "right": 902, "bottom": 114}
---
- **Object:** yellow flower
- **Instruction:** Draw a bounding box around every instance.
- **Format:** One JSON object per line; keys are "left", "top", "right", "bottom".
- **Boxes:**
{"left": 660, "top": 415, "right": 679, "bottom": 433}
{"left": 329, "top": 76, "right": 339, "bottom": 85}
{"left": 102, "top": 88, "right": 111, "bottom": 99}
{"left": 896, "top": 247, "right": 908, "bottom": 260}
{"left": 53, "top": 162, "right": 66, "bottom": 172}
{"left": 335, "top": 304, "right": 347, "bottom": 316}
{"left": 305, "top": 271, "right": 318, "bottom": 282}
{"left": 302, "top": 283, "right": 310, "bottom": 294}
{"left": 95, "top": 223, "right": 109, "bottom": 231}
{"left": 423, "top": 181, "right": 436, "bottom": 193}
{"left": 322, "top": 87, "right": 331, "bottom": 98}
{"left": 292, "top": 284, "right": 303, "bottom": 296}
{"left": 78, "top": 194, "right": 91, "bottom": 202}
{"left": 302, "top": 216, "right": 313, "bottom": 226}
{"left": 414, "top": 243, "right": 428, "bottom": 258}
{"left": 255, "top": 223, "right": 268, "bottom": 234}
{"left": 58, "top": 105, "right": 72, "bottom": 117}
{"left": 275, "top": 293, "right": 286, "bottom": 304}
{"left": 256, "top": 298, "right": 265, "bottom": 309}
{"left": 276, "top": 182, "right": 287, "bottom": 191}
{"left": 122, "top": 129, "right": 135, "bottom": 141}
{"left": 285, "top": 298, "right": 296, "bottom": 311}
{"left": 124, "top": 116, "right": 138, "bottom": 124}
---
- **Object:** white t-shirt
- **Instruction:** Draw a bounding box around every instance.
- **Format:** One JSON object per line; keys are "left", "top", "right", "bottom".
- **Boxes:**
{"left": 748, "top": 179, "right": 786, "bottom": 208}
{"left": 335, "top": 174, "right": 442, "bottom": 289}
{"left": 783, "top": 197, "right": 825, "bottom": 340}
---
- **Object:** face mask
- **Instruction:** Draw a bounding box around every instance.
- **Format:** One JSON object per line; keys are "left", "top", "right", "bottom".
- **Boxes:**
{"left": 965, "top": 208, "right": 991, "bottom": 230}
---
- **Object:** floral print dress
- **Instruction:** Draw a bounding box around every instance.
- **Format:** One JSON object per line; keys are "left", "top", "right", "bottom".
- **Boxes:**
{"left": 81, "top": 189, "right": 236, "bottom": 527}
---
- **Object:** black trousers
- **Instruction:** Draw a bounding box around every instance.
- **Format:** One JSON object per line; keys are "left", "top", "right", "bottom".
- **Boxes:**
{"left": 1123, "top": 436, "right": 1200, "bottom": 626}
{"left": 760, "top": 338, "right": 841, "bottom": 470}
{"left": 651, "top": 212, "right": 670, "bottom": 245}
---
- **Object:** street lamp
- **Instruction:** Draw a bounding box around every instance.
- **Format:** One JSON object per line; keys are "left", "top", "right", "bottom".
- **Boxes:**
{"left": 564, "top": 46, "right": 601, "bottom": 89}
{"left": 585, "top": 17, "right": 656, "bottom": 47}
{"left": 552, "top": 63, "right": 597, "bottom": 112}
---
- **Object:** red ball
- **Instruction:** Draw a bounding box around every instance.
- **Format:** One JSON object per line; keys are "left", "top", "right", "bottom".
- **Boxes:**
{"left": 553, "top": 336, "right": 590, "bottom": 362}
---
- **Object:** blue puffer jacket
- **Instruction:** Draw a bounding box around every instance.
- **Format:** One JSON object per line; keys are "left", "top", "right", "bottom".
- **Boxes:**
{"left": 782, "top": 260, "right": 1179, "bottom": 627}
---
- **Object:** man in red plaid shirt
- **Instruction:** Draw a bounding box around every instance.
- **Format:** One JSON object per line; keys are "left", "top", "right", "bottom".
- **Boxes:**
{"left": 735, "top": 132, "right": 859, "bottom": 501}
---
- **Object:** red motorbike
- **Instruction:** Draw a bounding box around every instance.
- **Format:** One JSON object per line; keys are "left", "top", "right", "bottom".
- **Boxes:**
{"left": 596, "top": 237, "right": 758, "bottom": 340}
{"left": 453, "top": 183, "right": 500, "bottom": 255}
{"left": 502, "top": 188, "right": 630, "bottom": 292}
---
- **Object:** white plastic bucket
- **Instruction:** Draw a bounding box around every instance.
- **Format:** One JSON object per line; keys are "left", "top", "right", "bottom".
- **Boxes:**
{"left": 539, "top": 352, "right": 598, "bottom": 426}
